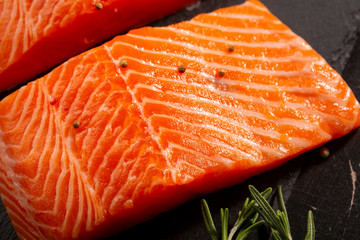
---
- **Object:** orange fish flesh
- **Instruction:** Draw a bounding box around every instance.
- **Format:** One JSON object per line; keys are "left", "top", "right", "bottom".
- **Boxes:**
{"left": 0, "top": 0, "right": 359, "bottom": 239}
{"left": 0, "top": 0, "right": 197, "bottom": 91}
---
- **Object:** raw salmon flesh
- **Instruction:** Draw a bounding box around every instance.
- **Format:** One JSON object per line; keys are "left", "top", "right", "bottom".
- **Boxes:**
{"left": 0, "top": 0, "right": 197, "bottom": 92}
{"left": 0, "top": 0, "right": 359, "bottom": 239}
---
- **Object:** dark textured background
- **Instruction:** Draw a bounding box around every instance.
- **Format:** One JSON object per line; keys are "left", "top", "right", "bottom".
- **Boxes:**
{"left": 1, "top": 0, "right": 360, "bottom": 239}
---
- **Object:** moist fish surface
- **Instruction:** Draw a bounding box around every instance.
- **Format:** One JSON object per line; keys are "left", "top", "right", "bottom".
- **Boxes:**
{"left": 0, "top": 0, "right": 197, "bottom": 92}
{"left": 0, "top": 0, "right": 359, "bottom": 239}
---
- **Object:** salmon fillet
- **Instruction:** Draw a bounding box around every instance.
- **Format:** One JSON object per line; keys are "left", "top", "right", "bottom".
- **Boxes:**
{"left": 1, "top": 0, "right": 360, "bottom": 239}
{"left": 0, "top": 0, "right": 196, "bottom": 92}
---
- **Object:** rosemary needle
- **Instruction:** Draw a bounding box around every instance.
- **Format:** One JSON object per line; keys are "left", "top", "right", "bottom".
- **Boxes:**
{"left": 305, "top": 211, "right": 315, "bottom": 240}
{"left": 221, "top": 208, "right": 229, "bottom": 240}
{"left": 201, "top": 199, "right": 218, "bottom": 240}
{"left": 201, "top": 187, "right": 272, "bottom": 240}
{"left": 202, "top": 185, "right": 316, "bottom": 240}
{"left": 249, "top": 185, "right": 290, "bottom": 240}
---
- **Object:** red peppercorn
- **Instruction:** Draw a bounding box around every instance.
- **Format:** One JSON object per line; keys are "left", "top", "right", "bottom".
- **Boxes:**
{"left": 50, "top": 98, "right": 58, "bottom": 105}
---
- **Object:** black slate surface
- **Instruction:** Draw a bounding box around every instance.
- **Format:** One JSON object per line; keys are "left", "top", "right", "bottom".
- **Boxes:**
{"left": 1, "top": 0, "right": 360, "bottom": 239}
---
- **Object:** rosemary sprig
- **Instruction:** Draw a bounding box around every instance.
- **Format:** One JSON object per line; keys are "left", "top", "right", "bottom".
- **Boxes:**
{"left": 249, "top": 185, "right": 292, "bottom": 240}
{"left": 202, "top": 185, "right": 316, "bottom": 240}
{"left": 201, "top": 188, "right": 272, "bottom": 240}
{"left": 249, "top": 185, "right": 316, "bottom": 240}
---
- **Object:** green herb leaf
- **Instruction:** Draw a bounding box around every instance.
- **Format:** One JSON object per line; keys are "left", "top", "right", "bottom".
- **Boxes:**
{"left": 277, "top": 186, "right": 291, "bottom": 236}
{"left": 249, "top": 185, "right": 292, "bottom": 240}
{"left": 228, "top": 188, "right": 272, "bottom": 240}
{"left": 221, "top": 208, "right": 229, "bottom": 240}
{"left": 271, "top": 229, "right": 282, "bottom": 240}
{"left": 235, "top": 220, "right": 264, "bottom": 240}
{"left": 305, "top": 210, "right": 315, "bottom": 240}
{"left": 202, "top": 185, "right": 315, "bottom": 240}
{"left": 201, "top": 199, "right": 218, "bottom": 240}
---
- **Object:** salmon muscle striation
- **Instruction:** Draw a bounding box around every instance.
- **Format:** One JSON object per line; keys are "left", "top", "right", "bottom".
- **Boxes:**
{"left": 0, "top": 0, "right": 197, "bottom": 92}
{"left": 0, "top": 0, "right": 360, "bottom": 239}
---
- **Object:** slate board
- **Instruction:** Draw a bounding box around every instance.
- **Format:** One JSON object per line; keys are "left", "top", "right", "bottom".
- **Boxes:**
{"left": 1, "top": 0, "right": 360, "bottom": 239}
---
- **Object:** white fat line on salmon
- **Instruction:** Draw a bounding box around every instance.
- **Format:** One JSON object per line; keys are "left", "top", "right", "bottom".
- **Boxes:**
{"left": 216, "top": 78, "right": 340, "bottom": 98}
{"left": 60, "top": 162, "right": 77, "bottom": 233}
{"left": 90, "top": 122, "right": 136, "bottom": 182}
{"left": 166, "top": 25, "right": 291, "bottom": 46}
{"left": 108, "top": 155, "right": 148, "bottom": 213}
{"left": 166, "top": 147, "right": 232, "bottom": 184}
{"left": 141, "top": 96, "right": 302, "bottom": 149}
{"left": 36, "top": 134, "right": 64, "bottom": 206}
{"left": 141, "top": 97, "right": 262, "bottom": 145}
{"left": 49, "top": 52, "right": 94, "bottom": 119}
{"left": 189, "top": 20, "right": 292, "bottom": 35}
{"left": 168, "top": 141, "right": 236, "bottom": 166}
{"left": 44, "top": 54, "right": 91, "bottom": 99}
{"left": 4, "top": 210, "right": 38, "bottom": 240}
{"left": 84, "top": 179, "right": 94, "bottom": 231}
{"left": 114, "top": 52, "right": 350, "bottom": 157}
{"left": 20, "top": 89, "right": 50, "bottom": 172}
{"left": 129, "top": 68, "right": 319, "bottom": 118}
{"left": 0, "top": 195, "right": 40, "bottom": 236}
{"left": 126, "top": 33, "right": 318, "bottom": 63}
{"left": 116, "top": 44, "right": 345, "bottom": 104}
{"left": 114, "top": 40, "right": 320, "bottom": 78}
{"left": 2, "top": 85, "right": 27, "bottom": 117}
{"left": 170, "top": 161, "right": 200, "bottom": 184}
{"left": 53, "top": 58, "right": 105, "bottom": 228}
{"left": 22, "top": 8, "right": 30, "bottom": 52}
{"left": 167, "top": 26, "right": 310, "bottom": 50}
{"left": 81, "top": 101, "right": 127, "bottom": 172}
{"left": 126, "top": 68, "right": 335, "bottom": 140}
{"left": 66, "top": 72, "right": 113, "bottom": 130}
{"left": 9, "top": 82, "right": 37, "bottom": 132}
{"left": 158, "top": 125, "right": 257, "bottom": 160}
{"left": 2, "top": 203, "right": 42, "bottom": 239}
{"left": 28, "top": 0, "right": 40, "bottom": 25}
{"left": 149, "top": 113, "right": 263, "bottom": 153}
{"left": 316, "top": 75, "right": 342, "bottom": 96}
{"left": 3, "top": 0, "right": 25, "bottom": 67}
{"left": 341, "top": 85, "right": 359, "bottom": 115}
{"left": 152, "top": 116, "right": 286, "bottom": 162}
{"left": 100, "top": 137, "right": 145, "bottom": 206}
{"left": 42, "top": 0, "right": 69, "bottom": 35}
{"left": 281, "top": 86, "right": 348, "bottom": 105}
{"left": 286, "top": 101, "right": 354, "bottom": 130}
{"left": 207, "top": 12, "right": 265, "bottom": 20}
{"left": 43, "top": 60, "right": 69, "bottom": 97}
{"left": 155, "top": 98, "right": 311, "bottom": 151}
{"left": 0, "top": 0, "right": 15, "bottom": 63}
{"left": 32, "top": 134, "right": 61, "bottom": 207}
{"left": 72, "top": 169, "right": 86, "bottom": 238}
{"left": 30, "top": 109, "right": 55, "bottom": 187}
{"left": 27, "top": 1, "right": 39, "bottom": 32}
{"left": 126, "top": 68, "right": 351, "bottom": 135}
{"left": 18, "top": 83, "right": 44, "bottom": 145}
{"left": 0, "top": 117, "right": 46, "bottom": 237}
{"left": 104, "top": 45, "right": 177, "bottom": 171}
{"left": 83, "top": 111, "right": 132, "bottom": 162}
{"left": 130, "top": 161, "right": 160, "bottom": 198}
{"left": 53, "top": 148, "right": 71, "bottom": 213}
{"left": 136, "top": 84, "right": 333, "bottom": 143}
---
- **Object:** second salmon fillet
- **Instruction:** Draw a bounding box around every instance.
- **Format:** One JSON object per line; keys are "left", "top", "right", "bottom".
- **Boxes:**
{"left": 0, "top": 0, "right": 359, "bottom": 239}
